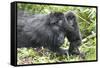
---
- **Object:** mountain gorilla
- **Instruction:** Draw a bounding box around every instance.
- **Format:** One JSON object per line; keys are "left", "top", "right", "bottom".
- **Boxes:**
{"left": 17, "top": 10, "right": 82, "bottom": 55}
{"left": 64, "top": 12, "right": 82, "bottom": 55}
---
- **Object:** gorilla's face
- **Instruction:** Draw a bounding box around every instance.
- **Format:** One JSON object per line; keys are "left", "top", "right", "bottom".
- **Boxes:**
{"left": 49, "top": 12, "right": 70, "bottom": 32}
{"left": 65, "top": 12, "right": 77, "bottom": 26}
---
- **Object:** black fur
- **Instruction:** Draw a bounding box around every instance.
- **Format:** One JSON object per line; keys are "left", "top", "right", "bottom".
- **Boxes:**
{"left": 17, "top": 10, "right": 82, "bottom": 55}
{"left": 65, "top": 11, "right": 82, "bottom": 55}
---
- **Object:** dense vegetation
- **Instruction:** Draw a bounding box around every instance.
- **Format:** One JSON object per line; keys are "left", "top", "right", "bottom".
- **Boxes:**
{"left": 17, "top": 3, "right": 97, "bottom": 65}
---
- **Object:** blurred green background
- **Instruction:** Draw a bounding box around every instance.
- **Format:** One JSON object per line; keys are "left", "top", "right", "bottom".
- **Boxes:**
{"left": 17, "top": 3, "right": 97, "bottom": 65}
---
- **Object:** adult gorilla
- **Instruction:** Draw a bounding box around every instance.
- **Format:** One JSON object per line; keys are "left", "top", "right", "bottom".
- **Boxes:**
{"left": 17, "top": 10, "right": 82, "bottom": 55}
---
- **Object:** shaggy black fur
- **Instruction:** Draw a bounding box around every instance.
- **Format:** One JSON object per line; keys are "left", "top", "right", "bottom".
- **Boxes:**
{"left": 17, "top": 10, "right": 82, "bottom": 55}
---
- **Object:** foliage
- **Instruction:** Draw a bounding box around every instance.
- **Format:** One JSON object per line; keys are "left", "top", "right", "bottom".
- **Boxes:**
{"left": 17, "top": 3, "right": 97, "bottom": 65}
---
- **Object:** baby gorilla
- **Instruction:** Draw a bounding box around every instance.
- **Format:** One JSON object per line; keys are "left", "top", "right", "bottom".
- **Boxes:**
{"left": 17, "top": 10, "right": 82, "bottom": 55}
{"left": 65, "top": 11, "right": 82, "bottom": 55}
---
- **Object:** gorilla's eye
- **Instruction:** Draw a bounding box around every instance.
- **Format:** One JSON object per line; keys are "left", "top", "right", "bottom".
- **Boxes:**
{"left": 71, "top": 16, "right": 75, "bottom": 19}
{"left": 67, "top": 16, "right": 74, "bottom": 20}
{"left": 67, "top": 16, "right": 70, "bottom": 20}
